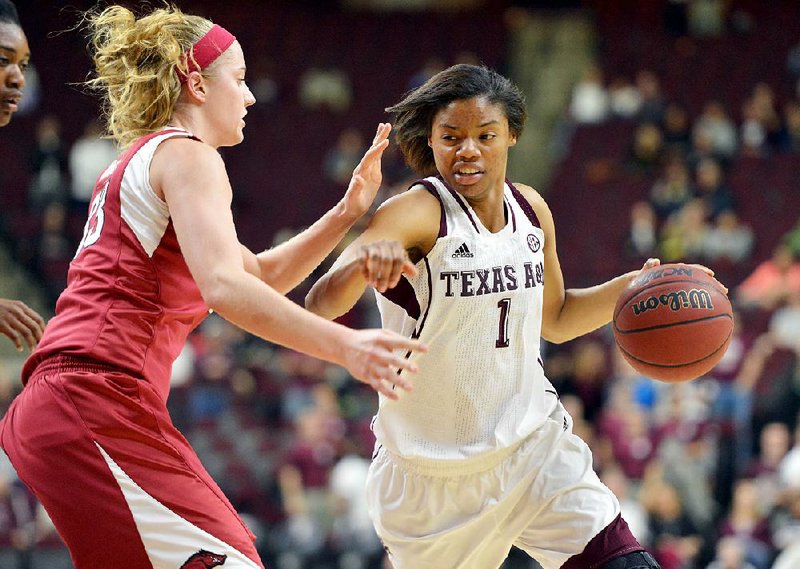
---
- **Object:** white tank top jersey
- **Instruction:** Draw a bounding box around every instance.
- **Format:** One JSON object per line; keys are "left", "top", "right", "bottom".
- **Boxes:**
{"left": 373, "top": 176, "right": 559, "bottom": 462}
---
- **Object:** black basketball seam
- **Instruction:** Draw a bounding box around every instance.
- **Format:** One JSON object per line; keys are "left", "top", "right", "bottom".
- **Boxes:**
{"left": 614, "top": 277, "right": 729, "bottom": 320}
{"left": 613, "top": 312, "right": 733, "bottom": 335}
{"left": 616, "top": 327, "right": 733, "bottom": 369}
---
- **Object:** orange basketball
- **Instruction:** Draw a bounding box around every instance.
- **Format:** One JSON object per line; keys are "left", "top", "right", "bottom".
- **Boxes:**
{"left": 612, "top": 263, "right": 734, "bottom": 383}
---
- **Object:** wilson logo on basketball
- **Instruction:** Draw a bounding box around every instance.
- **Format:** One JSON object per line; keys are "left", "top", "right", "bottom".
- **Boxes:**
{"left": 180, "top": 549, "right": 227, "bottom": 568}
{"left": 630, "top": 289, "right": 713, "bottom": 316}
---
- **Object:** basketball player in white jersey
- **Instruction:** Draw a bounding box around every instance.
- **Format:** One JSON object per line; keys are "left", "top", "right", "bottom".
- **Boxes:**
{"left": 306, "top": 64, "right": 670, "bottom": 569}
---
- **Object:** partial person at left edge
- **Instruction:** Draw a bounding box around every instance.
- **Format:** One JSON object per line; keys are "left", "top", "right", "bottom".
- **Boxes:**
{"left": 0, "top": 0, "right": 47, "bottom": 351}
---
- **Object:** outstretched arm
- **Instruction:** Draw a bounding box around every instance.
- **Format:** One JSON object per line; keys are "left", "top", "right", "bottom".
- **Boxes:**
{"left": 518, "top": 184, "right": 723, "bottom": 343}
{"left": 152, "top": 137, "right": 425, "bottom": 399}
{"left": 517, "top": 183, "right": 660, "bottom": 343}
{"left": 305, "top": 186, "right": 440, "bottom": 320}
{"left": 242, "top": 123, "right": 392, "bottom": 294}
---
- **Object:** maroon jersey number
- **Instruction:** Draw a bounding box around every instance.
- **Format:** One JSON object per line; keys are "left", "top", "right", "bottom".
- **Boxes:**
{"left": 496, "top": 298, "right": 511, "bottom": 348}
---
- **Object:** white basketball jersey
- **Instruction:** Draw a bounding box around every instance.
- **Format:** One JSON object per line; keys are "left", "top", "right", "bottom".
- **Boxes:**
{"left": 373, "top": 176, "right": 558, "bottom": 461}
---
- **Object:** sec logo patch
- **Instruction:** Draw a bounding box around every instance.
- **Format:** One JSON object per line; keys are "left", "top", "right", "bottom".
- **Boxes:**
{"left": 527, "top": 234, "right": 541, "bottom": 253}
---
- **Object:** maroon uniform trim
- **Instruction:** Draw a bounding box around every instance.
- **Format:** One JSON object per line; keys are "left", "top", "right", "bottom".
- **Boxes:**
{"left": 561, "top": 514, "right": 645, "bottom": 569}
{"left": 507, "top": 179, "right": 541, "bottom": 229}
{"left": 416, "top": 178, "right": 448, "bottom": 237}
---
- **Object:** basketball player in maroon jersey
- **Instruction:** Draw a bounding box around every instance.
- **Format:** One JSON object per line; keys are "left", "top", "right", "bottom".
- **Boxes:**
{"left": 0, "top": 5, "right": 424, "bottom": 568}
{"left": 0, "top": 0, "right": 46, "bottom": 352}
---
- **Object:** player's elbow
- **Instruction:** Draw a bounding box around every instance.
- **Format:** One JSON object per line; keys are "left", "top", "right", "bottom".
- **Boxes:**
{"left": 541, "top": 329, "right": 573, "bottom": 345}
{"left": 197, "top": 271, "right": 239, "bottom": 314}
{"left": 541, "top": 317, "right": 578, "bottom": 344}
{"left": 304, "top": 286, "right": 337, "bottom": 321}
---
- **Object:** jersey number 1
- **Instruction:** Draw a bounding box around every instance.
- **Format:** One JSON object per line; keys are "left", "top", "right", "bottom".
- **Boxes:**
{"left": 496, "top": 298, "right": 511, "bottom": 348}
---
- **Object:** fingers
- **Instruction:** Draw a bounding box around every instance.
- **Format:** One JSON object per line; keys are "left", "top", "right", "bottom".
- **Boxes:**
{"left": 356, "top": 138, "right": 389, "bottom": 171}
{"left": 371, "top": 122, "right": 391, "bottom": 145}
{"left": 686, "top": 263, "right": 729, "bottom": 294}
{"left": 0, "top": 327, "right": 23, "bottom": 351}
{"left": 0, "top": 300, "right": 45, "bottom": 351}
{"left": 353, "top": 124, "right": 391, "bottom": 175}
{"left": 362, "top": 333, "right": 427, "bottom": 399}
{"left": 643, "top": 258, "right": 660, "bottom": 270}
{"left": 360, "top": 241, "right": 414, "bottom": 292}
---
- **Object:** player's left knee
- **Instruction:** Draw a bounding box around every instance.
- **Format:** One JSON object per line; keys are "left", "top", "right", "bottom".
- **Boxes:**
{"left": 599, "top": 550, "right": 662, "bottom": 569}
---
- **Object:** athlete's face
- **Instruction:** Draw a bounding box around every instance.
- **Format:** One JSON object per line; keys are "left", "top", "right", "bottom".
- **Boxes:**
{"left": 202, "top": 41, "right": 255, "bottom": 147}
{"left": 428, "top": 96, "right": 516, "bottom": 200}
{"left": 0, "top": 22, "right": 30, "bottom": 128}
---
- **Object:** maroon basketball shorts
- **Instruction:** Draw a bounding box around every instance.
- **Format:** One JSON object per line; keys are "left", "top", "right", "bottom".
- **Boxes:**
{"left": 0, "top": 357, "right": 264, "bottom": 569}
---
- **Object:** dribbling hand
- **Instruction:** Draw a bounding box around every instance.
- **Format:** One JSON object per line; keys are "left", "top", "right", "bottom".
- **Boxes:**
{"left": 341, "top": 328, "right": 426, "bottom": 400}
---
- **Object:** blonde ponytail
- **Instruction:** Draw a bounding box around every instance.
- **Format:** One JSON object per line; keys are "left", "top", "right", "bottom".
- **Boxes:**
{"left": 84, "top": 5, "right": 212, "bottom": 147}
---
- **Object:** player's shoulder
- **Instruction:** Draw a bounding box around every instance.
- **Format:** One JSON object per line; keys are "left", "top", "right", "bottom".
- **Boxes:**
{"left": 150, "top": 136, "right": 224, "bottom": 182}
{"left": 508, "top": 182, "right": 546, "bottom": 208}
{"left": 155, "top": 135, "right": 220, "bottom": 163}
{"left": 375, "top": 182, "right": 442, "bottom": 218}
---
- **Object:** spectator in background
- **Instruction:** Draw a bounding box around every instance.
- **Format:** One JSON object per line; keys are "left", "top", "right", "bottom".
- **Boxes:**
{"left": 744, "top": 422, "right": 792, "bottom": 510}
{"left": 569, "top": 64, "right": 609, "bottom": 125}
{"left": 784, "top": 218, "right": 800, "bottom": 257}
{"left": 643, "top": 479, "right": 703, "bottom": 569}
{"left": 68, "top": 119, "right": 118, "bottom": 213}
{"left": 687, "top": 0, "right": 726, "bottom": 38}
{"left": 649, "top": 155, "right": 694, "bottom": 219}
{"left": 750, "top": 83, "right": 783, "bottom": 150}
{"left": 275, "top": 403, "right": 338, "bottom": 567}
{"left": 28, "top": 115, "right": 68, "bottom": 212}
{"left": 608, "top": 76, "right": 642, "bottom": 119}
{"left": 328, "top": 449, "right": 384, "bottom": 568}
{"left": 767, "top": 290, "right": 800, "bottom": 349}
{"left": 778, "top": 421, "right": 800, "bottom": 492}
{"left": 771, "top": 490, "right": 800, "bottom": 560}
{"left": 694, "top": 157, "right": 733, "bottom": 219}
{"left": 406, "top": 55, "right": 445, "bottom": 91}
{"left": 778, "top": 100, "right": 800, "bottom": 152}
{"left": 717, "top": 479, "right": 773, "bottom": 569}
{"left": 626, "top": 200, "right": 658, "bottom": 259}
{"left": 705, "top": 536, "right": 758, "bottom": 569}
{"left": 694, "top": 100, "right": 738, "bottom": 163}
{"left": 0, "top": 0, "right": 46, "bottom": 353}
{"left": 323, "top": 127, "right": 366, "bottom": 187}
{"left": 659, "top": 199, "right": 710, "bottom": 262}
{"left": 739, "top": 99, "right": 768, "bottom": 158}
{"left": 298, "top": 59, "right": 352, "bottom": 113}
{"left": 704, "top": 210, "right": 754, "bottom": 265}
{"left": 736, "top": 243, "right": 800, "bottom": 310}
{"left": 628, "top": 122, "right": 665, "bottom": 175}
{"left": 661, "top": 101, "right": 692, "bottom": 156}
{"left": 635, "top": 70, "right": 667, "bottom": 125}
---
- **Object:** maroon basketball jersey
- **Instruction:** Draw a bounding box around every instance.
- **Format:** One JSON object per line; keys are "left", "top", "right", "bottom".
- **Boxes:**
{"left": 23, "top": 129, "right": 209, "bottom": 399}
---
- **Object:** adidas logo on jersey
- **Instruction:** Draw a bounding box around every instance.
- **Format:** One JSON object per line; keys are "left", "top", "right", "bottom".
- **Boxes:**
{"left": 452, "top": 243, "right": 474, "bottom": 258}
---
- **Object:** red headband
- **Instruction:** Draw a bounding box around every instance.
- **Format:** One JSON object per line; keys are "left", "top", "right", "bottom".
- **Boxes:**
{"left": 178, "top": 24, "right": 236, "bottom": 83}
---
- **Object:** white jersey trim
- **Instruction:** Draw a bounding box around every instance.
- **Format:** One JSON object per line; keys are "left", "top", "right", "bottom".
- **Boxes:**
{"left": 96, "top": 443, "right": 260, "bottom": 568}
{"left": 120, "top": 130, "right": 190, "bottom": 258}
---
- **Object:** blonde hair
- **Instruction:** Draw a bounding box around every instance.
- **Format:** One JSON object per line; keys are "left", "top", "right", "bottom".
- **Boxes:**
{"left": 85, "top": 5, "right": 214, "bottom": 148}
